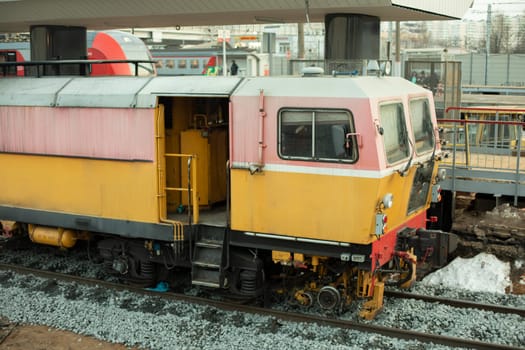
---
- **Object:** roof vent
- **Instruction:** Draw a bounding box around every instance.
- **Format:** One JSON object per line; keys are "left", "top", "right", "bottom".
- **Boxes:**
{"left": 302, "top": 66, "right": 324, "bottom": 77}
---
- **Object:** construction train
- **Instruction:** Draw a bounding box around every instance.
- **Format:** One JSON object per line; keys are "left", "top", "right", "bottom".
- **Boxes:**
{"left": 0, "top": 55, "right": 456, "bottom": 319}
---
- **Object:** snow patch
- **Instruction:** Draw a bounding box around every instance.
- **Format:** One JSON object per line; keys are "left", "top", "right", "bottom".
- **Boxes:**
{"left": 421, "top": 253, "right": 511, "bottom": 294}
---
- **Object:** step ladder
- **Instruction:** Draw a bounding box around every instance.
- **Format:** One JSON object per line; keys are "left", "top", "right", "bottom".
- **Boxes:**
{"left": 191, "top": 225, "right": 227, "bottom": 288}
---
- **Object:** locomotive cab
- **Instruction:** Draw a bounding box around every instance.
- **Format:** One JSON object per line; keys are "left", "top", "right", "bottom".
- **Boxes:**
{"left": 224, "top": 76, "right": 451, "bottom": 317}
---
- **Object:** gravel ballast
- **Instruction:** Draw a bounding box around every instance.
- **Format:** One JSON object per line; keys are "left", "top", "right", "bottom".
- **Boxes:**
{"left": 0, "top": 245, "right": 524, "bottom": 349}
{"left": 0, "top": 270, "right": 477, "bottom": 350}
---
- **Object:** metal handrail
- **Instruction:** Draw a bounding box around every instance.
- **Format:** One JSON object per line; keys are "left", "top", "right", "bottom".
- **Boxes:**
{"left": 0, "top": 59, "right": 157, "bottom": 77}
{"left": 165, "top": 153, "right": 199, "bottom": 224}
{"left": 439, "top": 107, "right": 524, "bottom": 205}
{"left": 445, "top": 106, "right": 525, "bottom": 115}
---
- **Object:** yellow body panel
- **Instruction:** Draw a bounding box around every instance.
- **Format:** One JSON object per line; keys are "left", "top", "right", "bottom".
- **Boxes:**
{"left": 230, "top": 165, "right": 427, "bottom": 245}
{"left": 0, "top": 154, "right": 159, "bottom": 223}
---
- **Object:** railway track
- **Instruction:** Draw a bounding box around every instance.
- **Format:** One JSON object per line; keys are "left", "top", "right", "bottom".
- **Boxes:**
{"left": 385, "top": 290, "right": 525, "bottom": 317}
{"left": 0, "top": 262, "right": 523, "bottom": 350}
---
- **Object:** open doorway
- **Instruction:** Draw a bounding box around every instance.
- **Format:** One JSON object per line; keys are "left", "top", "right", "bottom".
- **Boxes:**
{"left": 159, "top": 96, "right": 230, "bottom": 226}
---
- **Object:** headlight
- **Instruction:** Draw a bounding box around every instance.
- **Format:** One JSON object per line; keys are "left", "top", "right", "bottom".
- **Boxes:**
{"left": 382, "top": 193, "right": 394, "bottom": 209}
{"left": 438, "top": 169, "right": 447, "bottom": 181}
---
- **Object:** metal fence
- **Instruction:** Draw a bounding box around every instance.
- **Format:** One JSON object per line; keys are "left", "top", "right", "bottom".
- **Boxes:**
{"left": 455, "top": 53, "right": 525, "bottom": 86}
{"left": 438, "top": 106, "right": 525, "bottom": 205}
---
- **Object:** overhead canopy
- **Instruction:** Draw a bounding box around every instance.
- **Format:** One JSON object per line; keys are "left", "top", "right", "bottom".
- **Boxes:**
{"left": 0, "top": 0, "right": 473, "bottom": 33}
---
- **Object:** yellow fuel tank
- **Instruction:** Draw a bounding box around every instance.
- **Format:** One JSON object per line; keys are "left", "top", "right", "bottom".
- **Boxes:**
{"left": 28, "top": 225, "right": 78, "bottom": 248}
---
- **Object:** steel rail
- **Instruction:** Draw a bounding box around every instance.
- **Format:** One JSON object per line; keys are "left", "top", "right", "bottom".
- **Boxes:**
{"left": 385, "top": 290, "right": 525, "bottom": 317}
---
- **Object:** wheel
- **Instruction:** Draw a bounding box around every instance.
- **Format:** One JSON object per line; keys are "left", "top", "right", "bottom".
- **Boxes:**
{"left": 317, "top": 285, "right": 341, "bottom": 310}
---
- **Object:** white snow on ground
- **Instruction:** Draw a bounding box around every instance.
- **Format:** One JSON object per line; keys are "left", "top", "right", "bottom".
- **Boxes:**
{"left": 421, "top": 253, "right": 511, "bottom": 294}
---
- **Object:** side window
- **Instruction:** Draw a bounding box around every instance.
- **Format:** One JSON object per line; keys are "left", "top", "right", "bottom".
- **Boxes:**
{"left": 279, "top": 109, "right": 357, "bottom": 163}
{"left": 190, "top": 59, "right": 200, "bottom": 69}
{"left": 381, "top": 103, "right": 410, "bottom": 164}
{"left": 409, "top": 98, "right": 435, "bottom": 153}
{"left": 280, "top": 110, "right": 312, "bottom": 158}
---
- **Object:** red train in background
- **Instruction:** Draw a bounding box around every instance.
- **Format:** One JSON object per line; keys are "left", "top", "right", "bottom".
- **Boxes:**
{"left": 0, "top": 43, "right": 26, "bottom": 76}
{"left": 0, "top": 30, "right": 155, "bottom": 77}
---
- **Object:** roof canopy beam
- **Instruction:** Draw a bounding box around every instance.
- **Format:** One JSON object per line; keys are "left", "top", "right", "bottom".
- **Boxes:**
{"left": 0, "top": 0, "right": 473, "bottom": 33}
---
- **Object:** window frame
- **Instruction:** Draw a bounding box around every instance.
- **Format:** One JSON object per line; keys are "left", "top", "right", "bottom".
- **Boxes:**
{"left": 408, "top": 97, "right": 435, "bottom": 155}
{"left": 379, "top": 101, "right": 411, "bottom": 165}
{"left": 277, "top": 108, "right": 358, "bottom": 164}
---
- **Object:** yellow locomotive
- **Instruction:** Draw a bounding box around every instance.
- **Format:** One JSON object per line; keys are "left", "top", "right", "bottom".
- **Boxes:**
{"left": 0, "top": 72, "right": 454, "bottom": 318}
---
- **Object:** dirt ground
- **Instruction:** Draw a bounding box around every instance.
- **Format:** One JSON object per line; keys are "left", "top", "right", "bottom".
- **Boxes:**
{"left": 511, "top": 268, "right": 525, "bottom": 294}
{"left": 0, "top": 323, "right": 139, "bottom": 350}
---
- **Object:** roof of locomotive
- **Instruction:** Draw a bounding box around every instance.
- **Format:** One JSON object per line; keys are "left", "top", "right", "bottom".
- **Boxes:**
{"left": 0, "top": 75, "right": 428, "bottom": 108}
{"left": 232, "top": 75, "right": 427, "bottom": 98}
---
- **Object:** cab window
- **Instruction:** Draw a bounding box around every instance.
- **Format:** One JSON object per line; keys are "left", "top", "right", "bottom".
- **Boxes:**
{"left": 409, "top": 98, "right": 435, "bottom": 153}
{"left": 279, "top": 109, "right": 357, "bottom": 163}
{"left": 380, "top": 103, "right": 410, "bottom": 164}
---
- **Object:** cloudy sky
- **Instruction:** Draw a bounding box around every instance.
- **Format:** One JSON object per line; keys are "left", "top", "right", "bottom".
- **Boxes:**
{"left": 464, "top": 0, "right": 525, "bottom": 19}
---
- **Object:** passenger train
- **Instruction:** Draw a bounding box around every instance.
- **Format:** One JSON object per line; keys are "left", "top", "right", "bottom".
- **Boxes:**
{"left": 0, "top": 30, "right": 155, "bottom": 77}
{"left": 1, "top": 31, "right": 257, "bottom": 77}
{"left": 0, "top": 61, "right": 455, "bottom": 319}
{"left": 151, "top": 47, "right": 259, "bottom": 76}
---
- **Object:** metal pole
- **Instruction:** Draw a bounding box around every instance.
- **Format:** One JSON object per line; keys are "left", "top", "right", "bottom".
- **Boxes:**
{"left": 444, "top": 61, "right": 448, "bottom": 114}
{"left": 469, "top": 52, "right": 473, "bottom": 85}
{"left": 451, "top": 120, "right": 458, "bottom": 220}
{"left": 395, "top": 21, "right": 400, "bottom": 63}
{"left": 394, "top": 21, "right": 400, "bottom": 77}
{"left": 269, "top": 33, "right": 273, "bottom": 76}
{"left": 515, "top": 125, "right": 522, "bottom": 206}
{"left": 484, "top": 4, "right": 491, "bottom": 86}
{"left": 494, "top": 112, "right": 499, "bottom": 152}
{"left": 506, "top": 53, "right": 510, "bottom": 87}
{"left": 222, "top": 31, "right": 227, "bottom": 76}
{"left": 298, "top": 23, "right": 305, "bottom": 59}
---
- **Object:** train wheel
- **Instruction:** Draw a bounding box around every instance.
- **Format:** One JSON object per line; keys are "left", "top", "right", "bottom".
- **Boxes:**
{"left": 317, "top": 286, "right": 341, "bottom": 310}
{"left": 294, "top": 290, "right": 314, "bottom": 308}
